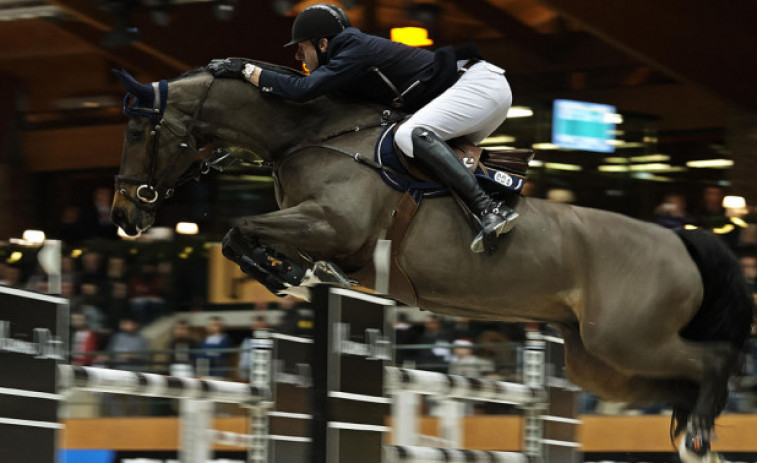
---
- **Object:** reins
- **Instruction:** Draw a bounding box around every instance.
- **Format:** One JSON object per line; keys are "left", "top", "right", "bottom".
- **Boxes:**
{"left": 277, "top": 109, "right": 413, "bottom": 181}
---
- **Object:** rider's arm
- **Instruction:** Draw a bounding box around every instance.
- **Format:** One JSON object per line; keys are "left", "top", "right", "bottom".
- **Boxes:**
{"left": 256, "top": 33, "right": 367, "bottom": 102}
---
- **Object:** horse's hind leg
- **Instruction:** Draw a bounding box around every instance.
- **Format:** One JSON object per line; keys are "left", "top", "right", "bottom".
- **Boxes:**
{"left": 555, "top": 323, "right": 699, "bottom": 409}
{"left": 581, "top": 317, "right": 739, "bottom": 456}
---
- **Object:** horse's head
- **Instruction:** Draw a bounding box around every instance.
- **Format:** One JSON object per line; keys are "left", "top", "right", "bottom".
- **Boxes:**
{"left": 110, "top": 69, "right": 213, "bottom": 235}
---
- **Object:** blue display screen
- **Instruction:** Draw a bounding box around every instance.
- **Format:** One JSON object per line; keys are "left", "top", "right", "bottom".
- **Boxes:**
{"left": 552, "top": 99, "right": 616, "bottom": 152}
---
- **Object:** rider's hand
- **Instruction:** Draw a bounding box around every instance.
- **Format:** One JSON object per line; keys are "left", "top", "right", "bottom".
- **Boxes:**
{"left": 207, "top": 58, "right": 250, "bottom": 79}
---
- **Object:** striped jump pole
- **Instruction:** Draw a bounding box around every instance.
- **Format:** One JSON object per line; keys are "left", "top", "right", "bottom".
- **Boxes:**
{"left": 385, "top": 367, "right": 545, "bottom": 404}
{"left": 384, "top": 445, "right": 531, "bottom": 463}
{"left": 58, "top": 364, "right": 270, "bottom": 404}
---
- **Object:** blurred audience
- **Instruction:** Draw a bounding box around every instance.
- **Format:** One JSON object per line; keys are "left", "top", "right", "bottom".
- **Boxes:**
{"left": 168, "top": 320, "right": 197, "bottom": 377}
{"left": 70, "top": 313, "right": 98, "bottom": 366}
{"left": 199, "top": 316, "right": 233, "bottom": 378}
{"left": 653, "top": 192, "right": 692, "bottom": 229}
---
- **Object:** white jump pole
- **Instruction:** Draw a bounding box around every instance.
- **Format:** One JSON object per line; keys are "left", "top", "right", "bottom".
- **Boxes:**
{"left": 384, "top": 445, "right": 530, "bottom": 463}
{"left": 385, "top": 367, "right": 543, "bottom": 404}
{"left": 58, "top": 365, "right": 268, "bottom": 403}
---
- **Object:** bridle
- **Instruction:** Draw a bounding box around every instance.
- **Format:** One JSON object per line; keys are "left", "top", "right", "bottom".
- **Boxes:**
{"left": 115, "top": 75, "right": 227, "bottom": 213}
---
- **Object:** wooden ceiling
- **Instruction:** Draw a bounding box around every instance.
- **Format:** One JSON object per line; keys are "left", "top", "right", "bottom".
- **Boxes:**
{"left": 1, "top": 0, "right": 755, "bottom": 155}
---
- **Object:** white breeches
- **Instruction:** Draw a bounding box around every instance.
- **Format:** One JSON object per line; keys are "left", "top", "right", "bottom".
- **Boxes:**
{"left": 395, "top": 60, "right": 512, "bottom": 157}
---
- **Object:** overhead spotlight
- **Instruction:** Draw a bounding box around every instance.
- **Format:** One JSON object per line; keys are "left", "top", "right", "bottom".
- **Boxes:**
{"left": 214, "top": 0, "right": 237, "bottom": 21}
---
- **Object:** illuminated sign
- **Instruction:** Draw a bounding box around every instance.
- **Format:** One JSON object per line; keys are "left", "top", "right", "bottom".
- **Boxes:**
{"left": 552, "top": 99, "right": 617, "bottom": 153}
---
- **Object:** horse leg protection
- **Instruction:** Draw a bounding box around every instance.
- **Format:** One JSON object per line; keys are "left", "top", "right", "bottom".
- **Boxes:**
{"left": 249, "top": 244, "right": 307, "bottom": 286}
{"left": 222, "top": 228, "right": 288, "bottom": 293}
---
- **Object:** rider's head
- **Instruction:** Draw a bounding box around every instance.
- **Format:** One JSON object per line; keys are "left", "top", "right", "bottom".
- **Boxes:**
{"left": 285, "top": 4, "right": 351, "bottom": 72}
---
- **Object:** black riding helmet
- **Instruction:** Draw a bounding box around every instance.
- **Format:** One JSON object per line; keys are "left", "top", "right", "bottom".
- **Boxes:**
{"left": 284, "top": 4, "right": 351, "bottom": 47}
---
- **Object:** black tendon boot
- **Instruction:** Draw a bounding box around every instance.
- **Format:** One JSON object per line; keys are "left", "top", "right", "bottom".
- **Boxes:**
{"left": 411, "top": 127, "right": 518, "bottom": 253}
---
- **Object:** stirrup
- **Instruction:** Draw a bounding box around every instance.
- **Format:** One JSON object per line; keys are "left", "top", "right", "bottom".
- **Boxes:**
{"left": 470, "top": 209, "right": 519, "bottom": 254}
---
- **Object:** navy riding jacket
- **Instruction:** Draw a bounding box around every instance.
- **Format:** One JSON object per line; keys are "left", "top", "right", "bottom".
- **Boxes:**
{"left": 258, "top": 28, "right": 473, "bottom": 112}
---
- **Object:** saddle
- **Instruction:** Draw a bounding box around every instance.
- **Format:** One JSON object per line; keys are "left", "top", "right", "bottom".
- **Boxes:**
{"left": 375, "top": 123, "right": 533, "bottom": 197}
{"left": 376, "top": 122, "right": 533, "bottom": 305}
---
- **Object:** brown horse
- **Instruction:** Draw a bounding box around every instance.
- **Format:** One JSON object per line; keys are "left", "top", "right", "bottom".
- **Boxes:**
{"left": 110, "top": 65, "right": 753, "bottom": 462}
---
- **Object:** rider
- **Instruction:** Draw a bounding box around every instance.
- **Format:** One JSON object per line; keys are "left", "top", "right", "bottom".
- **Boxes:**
{"left": 210, "top": 3, "right": 517, "bottom": 253}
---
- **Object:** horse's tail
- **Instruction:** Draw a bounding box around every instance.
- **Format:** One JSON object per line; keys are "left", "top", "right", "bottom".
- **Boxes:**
{"left": 669, "top": 228, "right": 754, "bottom": 441}
{"left": 674, "top": 228, "right": 753, "bottom": 350}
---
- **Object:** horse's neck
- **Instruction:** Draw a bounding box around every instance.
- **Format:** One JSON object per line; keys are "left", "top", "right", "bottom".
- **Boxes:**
{"left": 186, "top": 77, "right": 387, "bottom": 162}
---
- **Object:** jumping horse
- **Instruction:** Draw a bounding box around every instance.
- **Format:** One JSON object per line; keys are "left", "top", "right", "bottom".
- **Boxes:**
{"left": 110, "top": 64, "right": 753, "bottom": 462}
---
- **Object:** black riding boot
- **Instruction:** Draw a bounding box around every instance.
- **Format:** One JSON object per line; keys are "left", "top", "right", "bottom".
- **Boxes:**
{"left": 411, "top": 127, "right": 518, "bottom": 253}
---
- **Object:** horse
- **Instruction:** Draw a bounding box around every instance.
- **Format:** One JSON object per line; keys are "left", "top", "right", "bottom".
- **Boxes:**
{"left": 109, "top": 64, "right": 753, "bottom": 462}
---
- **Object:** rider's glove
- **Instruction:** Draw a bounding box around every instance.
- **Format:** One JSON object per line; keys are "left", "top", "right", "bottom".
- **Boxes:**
{"left": 207, "top": 58, "right": 251, "bottom": 79}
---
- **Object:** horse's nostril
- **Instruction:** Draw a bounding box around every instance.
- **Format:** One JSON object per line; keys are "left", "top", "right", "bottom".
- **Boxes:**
{"left": 111, "top": 207, "right": 126, "bottom": 224}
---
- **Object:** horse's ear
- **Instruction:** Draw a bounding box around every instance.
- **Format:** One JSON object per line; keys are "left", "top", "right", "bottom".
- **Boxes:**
{"left": 112, "top": 68, "right": 153, "bottom": 102}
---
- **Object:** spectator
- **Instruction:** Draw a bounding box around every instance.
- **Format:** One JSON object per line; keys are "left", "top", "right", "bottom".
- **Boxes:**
{"left": 199, "top": 316, "right": 233, "bottom": 378}
{"left": 102, "top": 317, "right": 150, "bottom": 416}
{"left": 105, "top": 317, "right": 150, "bottom": 371}
{"left": 414, "top": 316, "right": 451, "bottom": 373}
{"left": 448, "top": 339, "right": 494, "bottom": 378}
{"left": 237, "top": 315, "right": 271, "bottom": 381}
{"left": 653, "top": 193, "right": 692, "bottom": 229}
{"left": 740, "top": 252, "right": 757, "bottom": 292}
{"left": 75, "top": 281, "right": 109, "bottom": 338}
{"left": 70, "top": 313, "right": 98, "bottom": 366}
{"left": 168, "top": 320, "right": 197, "bottom": 377}
{"left": 128, "top": 263, "right": 165, "bottom": 324}
{"left": 394, "top": 312, "right": 422, "bottom": 366}
{"left": 82, "top": 186, "right": 118, "bottom": 239}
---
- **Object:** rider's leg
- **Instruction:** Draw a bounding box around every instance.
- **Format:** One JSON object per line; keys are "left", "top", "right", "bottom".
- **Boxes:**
{"left": 395, "top": 61, "right": 516, "bottom": 253}
{"left": 410, "top": 128, "right": 517, "bottom": 253}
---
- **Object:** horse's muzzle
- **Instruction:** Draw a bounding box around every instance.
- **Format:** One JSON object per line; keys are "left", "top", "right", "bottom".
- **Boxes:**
{"left": 111, "top": 206, "right": 141, "bottom": 236}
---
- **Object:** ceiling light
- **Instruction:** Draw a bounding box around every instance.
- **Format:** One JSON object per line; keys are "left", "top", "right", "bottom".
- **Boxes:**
{"left": 390, "top": 27, "right": 433, "bottom": 47}
{"left": 723, "top": 196, "right": 746, "bottom": 209}
{"left": 528, "top": 160, "right": 544, "bottom": 167}
{"left": 532, "top": 143, "right": 560, "bottom": 150}
{"left": 686, "top": 159, "right": 734, "bottom": 168}
{"left": 7, "top": 251, "right": 22, "bottom": 264}
{"left": 483, "top": 145, "right": 516, "bottom": 151}
{"left": 507, "top": 106, "right": 533, "bottom": 118}
{"left": 598, "top": 165, "right": 629, "bottom": 173}
{"left": 22, "top": 230, "right": 46, "bottom": 245}
{"left": 544, "top": 162, "right": 582, "bottom": 171}
{"left": 629, "top": 154, "right": 670, "bottom": 162}
{"left": 631, "top": 172, "right": 673, "bottom": 182}
{"left": 628, "top": 163, "right": 686, "bottom": 173}
{"left": 176, "top": 222, "right": 199, "bottom": 235}
{"left": 603, "top": 113, "right": 624, "bottom": 124}
{"left": 481, "top": 135, "right": 516, "bottom": 145}
{"left": 603, "top": 157, "right": 628, "bottom": 164}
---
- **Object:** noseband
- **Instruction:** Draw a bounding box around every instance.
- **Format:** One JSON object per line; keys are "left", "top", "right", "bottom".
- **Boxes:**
{"left": 115, "top": 76, "right": 221, "bottom": 213}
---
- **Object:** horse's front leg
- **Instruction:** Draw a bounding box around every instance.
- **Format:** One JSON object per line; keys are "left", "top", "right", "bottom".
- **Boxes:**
{"left": 222, "top": 201, "right": 362, "bottom": 296}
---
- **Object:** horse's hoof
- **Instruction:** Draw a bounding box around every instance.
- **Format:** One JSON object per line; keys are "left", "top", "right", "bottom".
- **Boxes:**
{"left": 679, "top": 435, "right": 722, "bottom": 463}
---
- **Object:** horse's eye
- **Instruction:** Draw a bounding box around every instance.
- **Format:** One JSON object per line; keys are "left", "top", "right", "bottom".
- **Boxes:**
{"left": 127, "top": 130, "right": 143, "bottom": 143}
